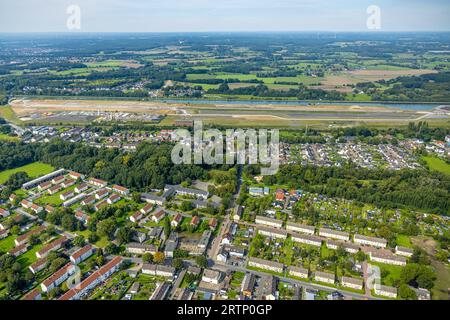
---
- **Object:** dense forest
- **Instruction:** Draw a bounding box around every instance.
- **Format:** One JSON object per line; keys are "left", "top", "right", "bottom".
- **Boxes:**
{"left": 357, "top": 72, "right": 450, "bottom": 102}
{"left": 35, "top": 140, "right": 208, "bottom": 190}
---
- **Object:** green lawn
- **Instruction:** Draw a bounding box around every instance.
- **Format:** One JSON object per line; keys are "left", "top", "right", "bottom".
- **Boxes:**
{"left": 17, "top": 243, "right": 44, "bottom": 268}
{"left": 396, "top": 234, "right": 412, "bottom": 248}
{"left": 0, "top": 133, "right": 20, "bottom": 142}
{"left": 0, "top": 162, "right": 55, "bottom": 184}
{"left": 0, "top": 235, "right": 16, "bottom": 254}
{"left": 422, "top": 156, "right": 450, "bottom": 175}
{"left": 369, "top": 262, "right": 403, "bottom": 287}
{"left": 0, "top": 105, "right": 21, "bottom": 125}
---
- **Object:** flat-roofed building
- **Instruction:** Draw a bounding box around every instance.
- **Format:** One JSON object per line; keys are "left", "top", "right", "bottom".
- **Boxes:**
{"left": 286, "top": 222, "right": 315, "bottom": 235}
{"left": 319, "top": 228, "right": 350, "bottom": 241}
{"left": 354, "top": 234, "right": 387, "bottom": 248}
{"left": 255, "top": 215, "right": 283, "bottom": 228}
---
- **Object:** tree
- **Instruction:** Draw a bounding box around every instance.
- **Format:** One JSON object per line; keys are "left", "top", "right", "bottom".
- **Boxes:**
{"left": 47, "top": 287, "right": 62, "bottom": 300}
{"left": 96, "top": 255, "right": 105, "bottom": 267}
{"left": 104, "top": 243, "right": 118, "bottom": 255}
{"left": 195, "top": 255, "right": 208, "bottom": 268}
{"left": 97, "top": 218, "right": 116, "bottom": 240}
{"left": 10, "top": 225, "right": 20, "bottom": 235}
{"left": 88, "top": 233, "right": 99, "bottom": 243}
{"left": 49, "top": 258, "right": 67, "bottom": 273}
{"left": 132, "top": 192, "right": 141, "bottom": 203}
{"left": 116, "top": 227, "right": 132, "bottom": 245}
{"left": 61, "top": 214, "right": 77, "bottom": 231}
{"left": 73, "top": 235, "right": 85, "bottom": 247}
{"left": 153, "top": 252, "right": 165, "bottom": 264}
{"left": 163, "top": 216, "right": 171, "bottom": 238}
{"left": 398, "top": 284, "right": 417, "bottom": 300}
{"left": 172, "top": 258, "right": 184, "bottom": 269}
{"left": 180, "top": 201, "right": 193, "bottom": 212}
{"left": 142, "top": 253, "right": 153, "bottom": 263}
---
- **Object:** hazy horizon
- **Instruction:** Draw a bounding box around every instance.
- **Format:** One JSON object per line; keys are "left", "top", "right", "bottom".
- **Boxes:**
{"left": 0, "top": 0, "right": 449, "bottom": 33}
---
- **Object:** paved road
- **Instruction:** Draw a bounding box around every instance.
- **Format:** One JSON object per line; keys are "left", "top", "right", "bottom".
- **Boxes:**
{"left": 208, "top": 165, "right": 243, "bottom": 261}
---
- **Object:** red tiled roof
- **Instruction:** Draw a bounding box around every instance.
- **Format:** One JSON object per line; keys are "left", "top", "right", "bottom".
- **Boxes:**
{"left": 59, "top": 256, "right": 122, "bottom": 300}
{"left": 71, "top": 245, "right": 93, "bottom": 261}
{"left": 42, "top": 263, "right": 73, "bottom": 287}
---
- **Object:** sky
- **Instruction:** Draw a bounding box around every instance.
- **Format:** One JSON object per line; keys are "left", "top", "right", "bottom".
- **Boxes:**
{"left": 0, "top": 0, "right": 449, "bottom": 32}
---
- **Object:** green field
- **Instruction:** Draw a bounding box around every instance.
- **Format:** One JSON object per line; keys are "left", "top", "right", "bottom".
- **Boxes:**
{"left": 0, "top": 133, "right": 20, "bottom": 142}
{"left": 0, "top": 235, "right": 16, "bottom": 254}
{"left": 369, "top": 262, "right": 403, "bottom": 287}
{"left": 422, "top": 156, "right": 450, "bottom": 175}
{"left": 0, "top": 105, "right": 21, "bottom": 125}
{"left": 396, "top": 235, "right": 412, "bottom": 248}
{"left": 0, "top": 162, "right": 55, "bottom": 184}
